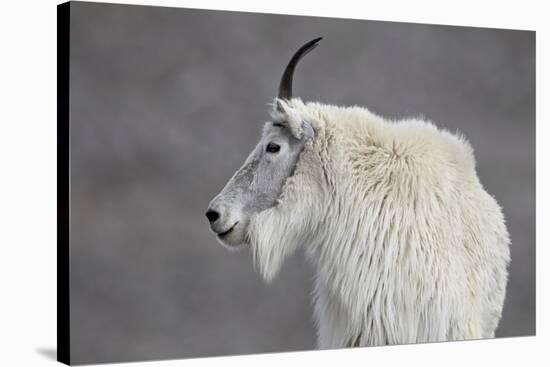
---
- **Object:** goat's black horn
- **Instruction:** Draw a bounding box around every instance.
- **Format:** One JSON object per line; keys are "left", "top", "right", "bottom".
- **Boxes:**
{"left": 278, "top": 37, "right": 322, "bottom": 103}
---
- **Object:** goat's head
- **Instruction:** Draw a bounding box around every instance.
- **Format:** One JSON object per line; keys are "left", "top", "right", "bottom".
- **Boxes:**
{"left": 206, "top": 38, "right": 323, "bottom": 256}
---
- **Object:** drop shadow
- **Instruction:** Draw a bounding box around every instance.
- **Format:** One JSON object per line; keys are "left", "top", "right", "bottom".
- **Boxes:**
{"left": 36, "top": 348, "right": 57, "bottom": 361}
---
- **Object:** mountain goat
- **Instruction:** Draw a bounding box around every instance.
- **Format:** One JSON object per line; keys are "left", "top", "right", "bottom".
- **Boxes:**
{"left": 206, "top": 37, "right": 511, "bottom": 348}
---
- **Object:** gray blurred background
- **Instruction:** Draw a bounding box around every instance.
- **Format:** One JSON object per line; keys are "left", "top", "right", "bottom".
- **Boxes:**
{"left": 69, "top": 1, "right": 535, "bottom": 364}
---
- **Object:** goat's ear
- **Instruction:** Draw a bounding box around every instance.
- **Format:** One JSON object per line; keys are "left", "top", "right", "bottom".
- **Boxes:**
{"left": 301, "top": 120, "right": 315, "bottom": 141}
{"left": 270, "top": 98, "right": 288, "bottom": 121}
{"left": 275, "top": 99, "right": 286, "bottom": 113}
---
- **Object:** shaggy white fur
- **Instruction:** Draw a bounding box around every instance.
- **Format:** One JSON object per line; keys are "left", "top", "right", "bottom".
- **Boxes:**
{"left": 247, "top": 98, "right": 511, "bottom": 348}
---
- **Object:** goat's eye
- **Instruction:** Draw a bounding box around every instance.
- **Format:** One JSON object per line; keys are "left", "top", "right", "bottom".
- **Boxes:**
{"left": 266, "top": 142, "right": 281, "bottom": 153}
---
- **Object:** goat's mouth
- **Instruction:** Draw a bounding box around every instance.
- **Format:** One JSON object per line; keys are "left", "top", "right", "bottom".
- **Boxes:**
{"left": 217, "top": 222, "right": 239, "bottom": 239}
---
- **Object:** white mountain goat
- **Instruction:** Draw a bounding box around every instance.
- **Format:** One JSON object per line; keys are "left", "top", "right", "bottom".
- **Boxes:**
{"left": 206, "top": 38, "right": 511, "bottom": 348}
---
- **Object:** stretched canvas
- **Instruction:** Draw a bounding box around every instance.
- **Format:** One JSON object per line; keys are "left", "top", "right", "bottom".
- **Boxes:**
{"left": 57, "top": 1, "right": 535, "bottom": 365}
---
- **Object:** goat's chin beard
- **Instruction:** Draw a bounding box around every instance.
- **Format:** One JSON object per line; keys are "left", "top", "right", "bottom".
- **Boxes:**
{"left": 247, "top": 208, "right": 304, "bottom": 284}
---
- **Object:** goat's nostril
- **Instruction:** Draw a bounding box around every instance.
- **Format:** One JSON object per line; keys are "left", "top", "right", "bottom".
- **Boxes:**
{"left": 205, "top": 209, "right": 220, "bottom": 223}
